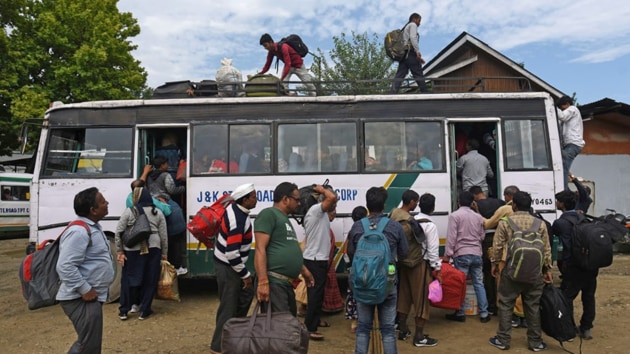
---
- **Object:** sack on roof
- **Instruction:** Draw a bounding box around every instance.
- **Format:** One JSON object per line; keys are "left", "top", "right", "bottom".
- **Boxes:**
{"left": 216, "top": 58, "right": 243, "bottom": 97}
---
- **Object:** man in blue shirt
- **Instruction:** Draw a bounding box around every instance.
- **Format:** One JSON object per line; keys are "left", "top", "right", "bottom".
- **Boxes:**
{"left": 56, "top": 187, "right": 115, "bottom": 354}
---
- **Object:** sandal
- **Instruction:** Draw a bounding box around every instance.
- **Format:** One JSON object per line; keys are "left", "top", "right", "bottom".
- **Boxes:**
{"left": 309, "top": 332, "right": 324, "bottom": 340}
{"left": 318, "top": 320, "right": 331, "bottom": 328}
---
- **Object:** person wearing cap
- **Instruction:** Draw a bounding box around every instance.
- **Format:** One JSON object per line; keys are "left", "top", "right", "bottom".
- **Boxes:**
{"left": 210, "top": 184, "right": 258, "bottom": 354}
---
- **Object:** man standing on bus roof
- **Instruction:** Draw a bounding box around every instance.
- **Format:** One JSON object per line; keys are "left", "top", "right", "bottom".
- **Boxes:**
{"left": 390, "top": 13, "right": 430, "bottom": 94}
{"left": 210, "top": 183, "right": 258, "bottom": 354}
{"left": 258, "top": 33, "right": 317, "bottom": 96}
{"left": 254, "top": 182, "right": 314, "bottom": 316}
{"left": 556, "top": 95, "right": 585, "bottom": 191}
{"left": 302, "top": 184, "right": 338, "bottom": 340}
{"left": 56, "top": 187, "right": 114, "bottom": 354}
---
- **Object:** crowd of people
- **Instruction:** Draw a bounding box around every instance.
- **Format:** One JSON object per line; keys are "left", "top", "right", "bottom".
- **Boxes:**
{"left": 49, "top": 30, "right": 591, "bottom": 352}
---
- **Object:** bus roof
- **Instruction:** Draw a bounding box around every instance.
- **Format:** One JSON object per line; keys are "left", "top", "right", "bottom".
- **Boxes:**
{"left": 45, "top": 91, "right": 554, "bottom": 114}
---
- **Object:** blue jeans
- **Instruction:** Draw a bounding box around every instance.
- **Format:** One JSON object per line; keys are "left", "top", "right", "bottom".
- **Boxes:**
{"left": 562, "top": 143, "right": 582, "bottom": 191}
{"left": 453, "top": 255, "right": 488, "bottom": 317}
{"left": 355, "top": 288, "right": 398, "bottom": 354}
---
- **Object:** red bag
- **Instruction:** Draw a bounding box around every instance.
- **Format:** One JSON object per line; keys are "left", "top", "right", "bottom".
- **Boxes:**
{"left": 176, "top": 160, "right": 186, "bottom": 181}
{"left": 430, "top": 262, "right": 466, "bottom": 310}
{"left": 186, "top": 194, "right": 233, "bottom": 248}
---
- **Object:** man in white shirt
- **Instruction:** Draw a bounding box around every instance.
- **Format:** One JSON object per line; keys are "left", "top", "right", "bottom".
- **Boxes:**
{"left": 390, "top": 13, "right": 429, "bottom": 94}
{"left": 556, "top": 95, "right": 585, "bottom": 191}
{"left": 302, "top": 184, "right": 338, "bottom": 340}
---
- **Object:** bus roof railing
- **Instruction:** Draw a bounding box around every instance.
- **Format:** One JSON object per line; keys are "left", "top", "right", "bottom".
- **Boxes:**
{"left": 155, "top": 76, "right": 535, "bottom": 98}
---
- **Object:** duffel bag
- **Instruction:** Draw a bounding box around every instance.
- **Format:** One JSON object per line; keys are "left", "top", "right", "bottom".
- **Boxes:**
{"left": 244, "top": 74, "right": 285, "bottom": 97}
{"left": 222, "top": 300, "right": 308, "bottom": 354}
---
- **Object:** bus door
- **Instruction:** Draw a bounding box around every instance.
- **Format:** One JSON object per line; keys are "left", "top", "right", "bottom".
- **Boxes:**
{"left": 448, "top": 119, "right": 500, "bottom": 211}
{"left": 136, "top": 125, "right": 189, "bottom": 226}
{"left": 499, "top": 119, "right": 557, "bottom": 215}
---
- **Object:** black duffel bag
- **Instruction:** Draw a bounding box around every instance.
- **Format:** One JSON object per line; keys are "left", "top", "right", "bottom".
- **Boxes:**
{"left": 222, "top": 300, "right": 309, "bottom": 354}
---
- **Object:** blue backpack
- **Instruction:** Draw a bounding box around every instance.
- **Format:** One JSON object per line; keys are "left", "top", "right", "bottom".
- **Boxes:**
{"left": 350, "top": 217, "right": 392, "bottom": 305}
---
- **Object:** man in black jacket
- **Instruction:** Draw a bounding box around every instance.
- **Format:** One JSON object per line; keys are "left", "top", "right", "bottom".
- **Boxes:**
{"left": 552, "top": 190, "right": 597, "bottom": 340}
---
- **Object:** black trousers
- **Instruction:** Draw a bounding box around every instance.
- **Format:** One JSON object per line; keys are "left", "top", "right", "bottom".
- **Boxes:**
{"left": 561, "top": 265, "right": 598, "bottom": 330}
{"left": 210, "top": 259, "right": 254, "bottom": 352}
{"left": 390, "top": 50, "right": 429, "bottom": 94}
{"left": 482, "top": 232, "right": 497, "bottom": 312}
{"left": 304, "top": 259, "right": 329, "bottom": 332}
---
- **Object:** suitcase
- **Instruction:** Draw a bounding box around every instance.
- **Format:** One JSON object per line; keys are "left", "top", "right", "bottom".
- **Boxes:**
{"left": 244, "top": 74, "right": 285, "bottom": 97}
{"left": 430, "top": 262, "right": 466, "bottom": 310}
{"left": 222, "top": 300, "right": 309, "bottom": 354}
{"left": 195, "top": 79, "right": 218, "bottom": 97}
{"left": 151, "top": 80, "right": 195, "bottom": 99}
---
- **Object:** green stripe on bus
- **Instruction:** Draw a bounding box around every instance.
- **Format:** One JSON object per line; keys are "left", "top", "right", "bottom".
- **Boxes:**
{"left": 384, "top": 173, "right": 419, "bottom": 212}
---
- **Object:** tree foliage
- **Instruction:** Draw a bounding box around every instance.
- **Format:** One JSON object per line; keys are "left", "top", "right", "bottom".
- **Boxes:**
{"left": 0, "top": 0, "right": 147, "bottom": 156}
{"left": 311, "top": 31, "right": 397, "bottom": 95}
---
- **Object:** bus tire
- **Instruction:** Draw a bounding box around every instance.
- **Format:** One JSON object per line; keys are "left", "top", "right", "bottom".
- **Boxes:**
{"left": 106, "top": 235, "right": 122, "bottom": 303}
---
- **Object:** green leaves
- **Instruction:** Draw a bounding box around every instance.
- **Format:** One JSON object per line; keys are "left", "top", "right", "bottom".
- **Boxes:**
{"left": 311, "top": 31, "right": 396, "bottom": 95}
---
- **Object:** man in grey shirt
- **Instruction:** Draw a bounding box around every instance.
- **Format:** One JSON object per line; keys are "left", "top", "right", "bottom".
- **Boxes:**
{"left": 390, "top": 12, "right": 429, "bottom": 94}
{"left": 302, "top": 184, "right": 338, "bottom": 340}
{"left": 457, "top": 139, "right": 494, "bottom": 195}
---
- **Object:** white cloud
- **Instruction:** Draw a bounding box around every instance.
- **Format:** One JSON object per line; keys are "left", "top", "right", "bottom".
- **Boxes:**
{"left": 117, "top": 0, "right": 630, "bottom": 92}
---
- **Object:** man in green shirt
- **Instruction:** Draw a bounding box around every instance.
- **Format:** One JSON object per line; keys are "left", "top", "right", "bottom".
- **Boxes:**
{"left": 254, "top": 182, "right": 314, "bottom": 316}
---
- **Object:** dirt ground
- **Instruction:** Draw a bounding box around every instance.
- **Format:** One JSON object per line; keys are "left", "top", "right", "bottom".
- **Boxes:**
{"left": 2, "top": 237, "right": 629, "bottom": 354}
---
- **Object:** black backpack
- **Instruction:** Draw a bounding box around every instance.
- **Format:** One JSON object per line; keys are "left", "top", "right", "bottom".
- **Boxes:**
{"left": 540, "top": 283, "right": 580, "bottom": 353}
{"left": 569, "top": 214, "right": 614, "bottom": 270}
{"left": 294, "top": 179, "right": 332, "bottom": 225}
{"left": 279, "top": 34, "right": 309, "bottom": 57}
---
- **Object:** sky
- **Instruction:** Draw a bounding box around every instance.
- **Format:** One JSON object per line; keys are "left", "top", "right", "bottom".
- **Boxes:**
{"left": 117, "top": 0, "right": 630, "bottom": 105}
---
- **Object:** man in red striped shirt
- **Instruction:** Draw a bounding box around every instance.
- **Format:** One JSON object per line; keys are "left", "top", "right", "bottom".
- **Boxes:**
{"left": 258, "top": 33, "right": 316, "bottom": 96}
{"left": 210, "top": 183, "right": 257, "bottom": 354}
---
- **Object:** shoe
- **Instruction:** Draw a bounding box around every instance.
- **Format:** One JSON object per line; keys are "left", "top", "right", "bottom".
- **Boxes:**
{"left": 318, "top": 320, "right": 331, "bottom": 328}
{"left": 118, "top": 312, "right": 128, "bottom": 320}
{"left": 489, "top": 336, "right": 509, "bottom": 350}
{"left": 579, "top": 328, "right": 593, "bottom": 340}
{"left": 529, "top": 342, "right": 548, "bottom": 352}
{"left": 129, "top": 304, "right": 140, "bottom": 314}
{"left": 414, "top": 335, "right": 438, "bottom": 347}
{"left": 480, "top": 316, "right": 491, "bottom": 323}
{"left": 398, "top": 329, "right": 411, "bottom": 341}
{"left": 138, "top": 310, "right": 153, "bottom": 320}
{"left": 176, "top": 267, "right": 188, "bottom": 276}
{"left": 445, "top": 313, "right": 466, "bottom": 322}
{"left": 308, "top": 332, "right": 324, "bottom": 340}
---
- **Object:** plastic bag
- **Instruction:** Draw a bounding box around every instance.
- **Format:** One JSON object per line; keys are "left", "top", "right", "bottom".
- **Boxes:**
{"left": 428, "top": 279, "right": 443, "bottom": 303}
{"left": 216, "top": 58, "right": 243, "bottom": 97}
{"left": 156, "top": 260, "right": 180, "bottom": 302}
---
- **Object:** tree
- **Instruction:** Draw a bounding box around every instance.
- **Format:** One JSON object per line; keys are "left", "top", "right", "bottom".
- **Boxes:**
{"left": 310, "top": 31, "right": 397, "bottom": 95}
{"left": 0, "top": 0, "right": 147, "bottom": 155}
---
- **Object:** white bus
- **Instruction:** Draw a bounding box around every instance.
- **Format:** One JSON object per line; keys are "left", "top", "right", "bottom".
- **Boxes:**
{"left": 29, "top": 92, "right": 562, "bottom": 278}
{"left": 0, "top": 172, "right": 32, "bottom": 236}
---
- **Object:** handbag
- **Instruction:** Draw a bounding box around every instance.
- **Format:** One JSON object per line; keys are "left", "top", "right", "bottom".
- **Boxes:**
{"left": 156, "top": 260, "right": 181, "bottom": 301}
{"left": 122, "top": 207, "right": 151, "bottom": 248}
{"left": 222, "top": 300, "right": 309, "bottom": 354}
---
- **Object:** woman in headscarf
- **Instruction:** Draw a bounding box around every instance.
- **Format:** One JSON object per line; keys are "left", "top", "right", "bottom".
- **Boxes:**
{"left": 115, "top": 187, "right": 168, "bottom": 320}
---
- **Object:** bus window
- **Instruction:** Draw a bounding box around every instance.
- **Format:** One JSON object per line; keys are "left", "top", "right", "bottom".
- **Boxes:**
{"left": 277, "top": 122, "right": 357, "bottom": 173}
{"left": 364, "top": 121, "right": 443, "bottom": 172}
{"left": 503, "top": 120, "right": 551, "bottom": 170}
{"left": 232, "top": 125, "right": 271, "bottom": 174}
{"left": 1, "top": 185, "right": 29, "bottom": 201}
{"left": 192, "top": 124, "right": 271, "bottom": 175}
{"left": 42, "top": 128, "right": 133, "bottom": 177}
